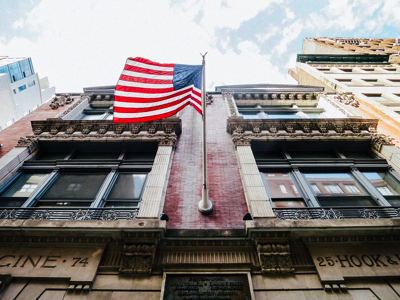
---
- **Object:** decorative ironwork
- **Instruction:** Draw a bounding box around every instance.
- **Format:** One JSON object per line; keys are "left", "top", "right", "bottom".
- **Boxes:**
{"left": 0, "top": 209, "right": 17, "bottom": 220}
{"left": 69, "top": 209, "right": 95, "bottom": 220}
{"left": 0, "top": 207, "right": 139, "bottom": 221}
{"left": 316, "top": 208, "right": 344, "bottom": 219}
{"left": 274, "top": 207, "right": 400, "bottom": 220}
{"left": 359, "top": 208, "right": 380, "bottom": 219}
{"left": 31, "top": 210, "right": 52, "bottom": 220}
{"left": 100, "top": 210, "right": 120, "bottom": 221}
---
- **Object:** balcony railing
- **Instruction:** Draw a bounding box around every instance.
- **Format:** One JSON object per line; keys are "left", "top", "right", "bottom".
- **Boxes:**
{"left": 0, "top": 207, "right": 139, "bottom": 221}
{"left": 273, "top": 206, "right": 400, "bottom": 220}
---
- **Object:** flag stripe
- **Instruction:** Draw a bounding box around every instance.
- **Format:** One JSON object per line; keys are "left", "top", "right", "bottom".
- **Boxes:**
{"left": 114, "top": 57, "right": 202, "bottom": 123}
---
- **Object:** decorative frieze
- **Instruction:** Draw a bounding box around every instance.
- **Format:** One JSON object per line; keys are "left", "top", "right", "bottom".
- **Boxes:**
{"left": 371, "top": 134, "right": 393, "bottom": 151}
{"left": 333, "top": 92, "right": 359, "bottom": 107}
{"left": 15, "top": 137, "right": 39, "bottom": 153}
{"left": 119, "top": 244, "right": 157, "bottom": 275}
{"left": 257, "top": 244, "right": 295, "bottom": 274}
{"left": 228, "top": 118, "right": 378, "bottom": 135}
{"left": 49, "top": 93, "right": 74, "bottom": 109}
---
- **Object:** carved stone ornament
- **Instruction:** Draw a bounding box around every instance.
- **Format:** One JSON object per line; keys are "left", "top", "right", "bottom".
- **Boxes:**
{"left": 334, "top": 92, "right": 359, "bottom": 107}
{"left": 16, "top": 137, "right": 39, "bottom": 153}
{"left": 49, "top": 93, "right": 74, "bottom": 109}
{"left": 257, "top": 244, "right": 295, "bottom": 275}
{"left": 158, "top": 134, "right": 177, "bottom": 147}
{"left": 232, "top": 134, "right": 251, "bottom": 146}
{"left": 148, "top": 125, "right": 157, "bottom": 134}
{"left": 371, "top": 134, "right": 394, "bottom": 151}
{"left": 131, "top": 124, "right": 141, "bottom": 134}
{"left": 119, "top": 244, "right": 157, "bottom": 275}
{"left": 223, "top": 92, "right": 238, "bottom": 117}
{"left": 114, "top": 125, "right": 125, "bottom": 134}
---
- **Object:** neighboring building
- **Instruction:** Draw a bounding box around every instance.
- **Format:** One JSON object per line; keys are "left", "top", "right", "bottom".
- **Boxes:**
{"left": 290, "top": 53, "right": 400, "bottom": 150}
{"left": 302, "top": 37, "right": 400, "bottom": 64}
{"left": 1, "top": 80, "right": 399, "bottom": 299}
{"left": 0, "top": 56, "right": 55, "bottom": 131}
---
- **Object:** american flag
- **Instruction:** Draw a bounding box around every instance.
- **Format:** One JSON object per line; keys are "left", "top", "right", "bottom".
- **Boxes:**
{"left": 113, "top": 57, "right": 202, "bottom": 123}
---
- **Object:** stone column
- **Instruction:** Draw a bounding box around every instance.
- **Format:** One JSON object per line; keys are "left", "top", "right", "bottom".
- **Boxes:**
{"left": 137, "top": 144, "right": 174, "bottom": 219}
{"left": 235, "top": 145, "right": 275, "bottom": 218}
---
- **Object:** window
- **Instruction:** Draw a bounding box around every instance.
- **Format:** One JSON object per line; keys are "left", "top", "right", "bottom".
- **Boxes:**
{"left": 76, "top": 107, "right": 113, "bottom": 120}
{"left": 263, "top": 172, "right": 305, "bottom": 208}
{"left": 238, "top": 106, "right": 325, "bottom": 120}
{"left": 5, "top": 119, "right": 14, "bottom": 127}
{"left": 28, "top": 80, "right": 35, "bottom": 87}
{"left": 254, "top": 141, "right": 399, "bottom": 212}
{"left": 362, "top": 79, "right": 385, "bottom": 86}
{"left": 0, "top": 142, "right": 157, "bottom": 210}
{"left": 18, "top": 84, "right": 27, "bottom": 92}
{"left": 0, "top": 173, "right": 49, "bottom": 207}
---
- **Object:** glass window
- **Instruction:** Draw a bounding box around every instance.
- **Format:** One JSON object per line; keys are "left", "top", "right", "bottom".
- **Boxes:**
{"left": 105, "top": 173, "right": 147, "bottom": 207}
{"left": 266, "top": 113, "right": 300, "bottom": 119}
{"left": 239, "top": 112, "right": 261, "bottom": 119}
{"left": 304, "top": 173, "right": 367, "bottom": 196}
{"left": 8, "top": 62, "right": 23, "bottom": 82}
{"left": 263, "top": 172, "right": 305, "bottom": 208}
{"left": 18, "top": 85, "right": 27, "bottom": 92}
{"left": 1, "top": 173, "right": 49, "bottom": 207}
{"left": 363, "top": 172, "right": 400, "bottom": 196}
{"left": 38, "top": 173, "right": 108, "bottom": 206}
{"left": 72, "top": 152, "right": 120, "bottom": 160}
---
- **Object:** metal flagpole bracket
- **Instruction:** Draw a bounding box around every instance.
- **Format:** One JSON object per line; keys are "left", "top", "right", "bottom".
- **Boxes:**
{"left": 198, "top": 52, "right": 213, "bottom": 214}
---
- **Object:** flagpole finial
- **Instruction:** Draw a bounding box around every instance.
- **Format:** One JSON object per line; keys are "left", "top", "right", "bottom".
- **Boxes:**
{"left": 200, "top": 52, "right": 208, "bottom": 63}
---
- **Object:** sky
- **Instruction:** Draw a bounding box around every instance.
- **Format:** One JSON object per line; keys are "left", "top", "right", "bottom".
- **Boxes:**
{"left": 1, "top": 0, "right": 400, "bottom": 93}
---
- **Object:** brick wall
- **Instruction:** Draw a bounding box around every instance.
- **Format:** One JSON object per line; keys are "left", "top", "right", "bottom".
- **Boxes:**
{"left": 164, "top": 96, "right": 248, "bottom": 229}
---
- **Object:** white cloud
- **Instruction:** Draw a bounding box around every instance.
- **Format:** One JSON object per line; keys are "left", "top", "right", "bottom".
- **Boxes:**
{"left": 12, "top": 18, "right": 24, "bottom": 29}
{"left": 0, "top": 0, "right": 294, "bottom": 92}
{"left": 272, "top": 19, "right": 304, "bottom": 55}
{"left": 256, "top": 26, "right": 279, "bottom": 43}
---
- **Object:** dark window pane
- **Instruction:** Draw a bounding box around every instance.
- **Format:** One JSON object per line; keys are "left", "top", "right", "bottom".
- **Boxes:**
{"left": 341, "top": 151, "right": 374, "bottom": 159}
{"left": 290, "top": 151, "right": 337, "bottom": 159}
{"left": 36, "top": 153, "right": 68, "bottom": 160}
{"left": 104, "top": 202, "right": 139, "bottom": 208}
{"left": 107, "top": 174, "right": 146, "bottom": 200}
{"left": 36, "top": 201, "right": 91, "bottom": 207}
{"left": 124, "top": 152, "right": 156, "bottom": 161}
{"left": 318, "top": 197, "right": 377, "bottom": 207}
{"left": 387, "top": 198, "right": 400, "bottom": 206}
{"left": 72, "top": 152, "right": 120, "bottom": 160}
{"left": 0, "top": 197, "right": 28, "bottom": 207}
{"left": 41, "top": 173, "right": 107, "bottom": 200}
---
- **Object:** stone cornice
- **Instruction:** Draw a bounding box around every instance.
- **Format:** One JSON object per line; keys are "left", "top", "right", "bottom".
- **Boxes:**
{"left": 29, "top": 119, "right": 182, "bottom": 146}
{"left": 228, "top": 117, "right": 378, "bottom": 135}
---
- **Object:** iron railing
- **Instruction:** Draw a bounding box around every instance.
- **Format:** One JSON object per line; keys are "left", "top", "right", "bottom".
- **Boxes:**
{"left": 0, "top": 207, "right": 139, "bottom": 221}
{"left": 273, "top": 206, "right": 400, "bottom": 220}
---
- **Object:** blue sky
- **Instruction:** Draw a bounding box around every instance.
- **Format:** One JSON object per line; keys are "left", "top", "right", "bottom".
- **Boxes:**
{"left": 1, "top": 0, "right": 399, "bottom": 92}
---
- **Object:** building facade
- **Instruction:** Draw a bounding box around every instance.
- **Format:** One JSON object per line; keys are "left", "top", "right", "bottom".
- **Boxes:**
{"left": 0, "top": 82, "right": 399, "bottom": 299}
{"left": 0, "top": 56, "right": 55, "bottom": 132}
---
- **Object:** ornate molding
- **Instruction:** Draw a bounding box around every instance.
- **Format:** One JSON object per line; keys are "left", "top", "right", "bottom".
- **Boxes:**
{"left": 371, "top": 134, "right": 394, "bottom": 151}
{"left": 236, "top": 92, "right": 318, "bottom": 102}
{"left": 157, "top": 133, "right": 177, "bottom": 147}
{"left": 257, "top": 244, "right": 295, "bottom": 274}
{"left": 0, "top": 236, "right": 111, "bottom": 244}
{"left": 49, "top": 93, "right": 74, "bottom": 109}
{"left": 333, "top": 92, "right": 359, "bottom": 107}
{"left": 15, "top": 136, "right": 39, "bottom": 153}
{"left": 227, "top": 118, "right": 378, "bottom": 136}
{"left": 30, "top": 119, "right": 182, "bottom": 141}
{"left": 57, "top": 93, "right": 91, "bottom": 118}
{"left": 119, "top": 243, "right": 157, "bottom": 275}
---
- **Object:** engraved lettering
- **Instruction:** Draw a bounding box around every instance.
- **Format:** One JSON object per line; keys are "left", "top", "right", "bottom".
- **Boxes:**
{"left": 370, "top": 255, "right": 388, "bottom": 267}
{"left": 12, "top": 255, "right": 24, "bottom": 267}
{"left": 350, "top": 255, "right": 362, "bottom": 267}
{"left": 71, "top": 257, "right": 81, "bottom": 267}
{"left": 317, "top": 257, "right": 325, "bottom": 266}
{"left": 361, "top": 255, "right": 374, "bottom": 267}
{"left": 386, "top": 256, "right": 398, "bottom": 265}
{"left": 326, "top": 257, "right": 335, "bottom": 266}
{"left": 20, "top": 256, "right": 43, "bottom": 268}
{"left": 336, "top": 255, "right": 353, "bottom": 268}
{"left": 41, "top": 256, "right": 60, "bottom": 268}
{"left": 0, "top": 255, "right": 15, "bottom": 267}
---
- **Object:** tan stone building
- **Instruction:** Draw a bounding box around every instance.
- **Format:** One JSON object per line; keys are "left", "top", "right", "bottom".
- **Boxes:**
{"left": 0, "top": 83, "right": 400, "bottom": 299}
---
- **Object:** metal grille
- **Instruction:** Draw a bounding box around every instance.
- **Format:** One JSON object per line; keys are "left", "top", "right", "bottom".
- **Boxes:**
{"left": 0, "top": 207, "right": 139, "bottom": 221}
{"left": 273, "top": 206, "right": 400, "bottom": 220}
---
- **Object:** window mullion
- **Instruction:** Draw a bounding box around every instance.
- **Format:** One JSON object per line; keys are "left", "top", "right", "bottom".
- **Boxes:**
{"left": 291, "top": 168, "right": 319, "bottom": 207}
{"left": 90, "top": 169, "right": 118, "bottom": 208}
{"left": 350, "top": 168, "right": 391, "bottom": 206}
{"left": 21, "top": 170, "right": 60, "bottom": 208}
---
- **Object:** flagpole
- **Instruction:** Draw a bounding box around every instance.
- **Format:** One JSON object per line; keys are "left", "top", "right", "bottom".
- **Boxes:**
{"left": 198, "top": 52, "right": 213, "bottom": 213}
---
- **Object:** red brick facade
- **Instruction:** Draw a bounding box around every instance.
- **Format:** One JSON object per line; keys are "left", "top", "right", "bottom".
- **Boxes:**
{"left": 164, "top": 97, "right": 248, "bottom": 230}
